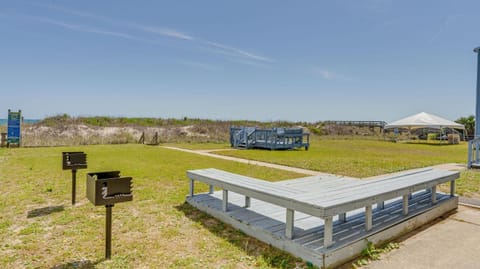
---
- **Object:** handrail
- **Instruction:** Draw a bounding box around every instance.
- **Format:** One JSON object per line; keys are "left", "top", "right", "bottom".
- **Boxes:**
{"left": 468, "top": 137, "right": 480, "bottom": 168}
{"left": 324, "top": 120, "right": 387, "bottom": 128}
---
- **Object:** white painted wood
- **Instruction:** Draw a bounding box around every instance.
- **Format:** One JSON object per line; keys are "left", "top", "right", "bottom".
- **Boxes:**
{"left": 187, "top": 191, "right": 456, "bottom": 256}
{"left": 189, "top": 179, "right": 194, "bottom": 197}
{"left": 324, "top": 216, "right": 333, "bottom": 248}
{"left": 431, "top": 185, "right": 437, "bottom": 204}
{"left": 304, "top": 174, "right": 456, "bottom": 204}
{"left": 187, "top": 167, "right": 459, "bottom": 220}
{"left": 222, "top": 190, "right": 228, "bottom": 212}
{"left": 286, "top": 209, "right": 294, "bottom": 239}
{"left": 365, "top": 205, "right": 372, "bottom": 231}
{"left": 403, "top": 194, "right": 409, "bottom": 215}
{"left": 300, "top": 169, "right": 452, "bottom": 198}
{"left": 245, "top": 196, "right": 251, "bottom": 208}
{"left": 209, "top": 185, "right": 214, "bottom": 194}
{"left": 450, "top": 180, "right": 455, "bottom": 197}
{"left": 303, "top": 171, "right": 457, "bottom": 203}
{"left": 324, "top": 197, "right": 458, "bottom": 269}
{"left": 320, "top": 173, "right": 458, "bottom": 216}
{"left": 339, "top": 212, "right": 346, "bottom": 223}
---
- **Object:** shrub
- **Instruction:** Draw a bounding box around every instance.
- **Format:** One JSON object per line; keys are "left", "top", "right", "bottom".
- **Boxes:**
{"left": 427, "top": 133, "right": 438, "bottom": 140}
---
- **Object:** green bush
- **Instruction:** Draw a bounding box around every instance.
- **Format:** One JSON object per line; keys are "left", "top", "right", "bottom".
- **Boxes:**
{"left": 309, "top": 127, "right": 323, "bottom": 136}
{"left": 427, "top": 133, "right": 438, "bottom": 140}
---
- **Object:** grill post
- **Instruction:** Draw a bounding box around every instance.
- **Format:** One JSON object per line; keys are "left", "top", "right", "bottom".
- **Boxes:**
{"left": 62, "top": 152, "right": 87, "bottom": 205}
{"left": 71, "top": 169, "right": 77, "bottom": 205}
{"left": 105, "top": 204, "right": 113, "bottom": 259}
{"left": 86, "top": 171, "right": 133, "bottom": 260}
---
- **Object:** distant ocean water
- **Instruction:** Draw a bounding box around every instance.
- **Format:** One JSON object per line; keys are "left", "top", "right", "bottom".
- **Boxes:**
{"left": 0, "top": 119, "right": 40, "bottom": 125}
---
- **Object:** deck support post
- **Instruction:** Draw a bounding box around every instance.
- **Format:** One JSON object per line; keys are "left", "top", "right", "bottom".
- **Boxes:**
{"left": 450, "top": 180, "right": 456, "bottom": 197}
{"left": 286, "top": 209, "right": 294, "bottom": 239}
{"left": 339, "top": 212, "right": 347, "bottom": 223}
{"left": 409, "top": 193, "right": 413, "bottom": 200}
{"left": 324, "top": 216, "right": 333, "bottom": 248}
{"left": 431, "top": 186, "right": 437, "bottom": 204}
{"left": 376, "top": 202, "right": 384, "bottom": 210}
{"left": 245, "top": 196, "right": 251, "bottom": 208}
{"left": 209, "top": 185, "right": 214, "bottom": 194}
{"left": 403, "top": 194, "right": 409, "bottom": 215}
{"left": 365, "top": 205, "right": 372, "bottom": 231}
{"left": 189, "top": 179, "right": 194, "bottom": 197}
{"left": 222, "top": 190, "right": 228, "bottom": 212}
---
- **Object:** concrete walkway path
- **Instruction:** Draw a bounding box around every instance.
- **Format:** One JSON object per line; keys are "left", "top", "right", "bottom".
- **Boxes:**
{"left": 366, "top": 205, "right": 480, "bottom": 269}
{"left": 164, "top": 146, "right": 480, "bottom": 268}
{"left": 161, "top": 146, "right": 331, "bottom": 176}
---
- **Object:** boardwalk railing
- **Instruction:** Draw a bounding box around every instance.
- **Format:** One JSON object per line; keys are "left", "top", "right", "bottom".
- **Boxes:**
{"left": 230, "top": 126, "right": 309, "bottom": 150}
{"left": 323, "top": 121, "right": 387, "bottom": 128}
{"left": 468, "top": 137, "right": 480, "bottom": 168}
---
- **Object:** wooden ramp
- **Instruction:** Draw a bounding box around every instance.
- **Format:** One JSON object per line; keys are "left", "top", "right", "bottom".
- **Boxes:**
{"left": 186, "top": 176, "right": 458, "bottom": 268}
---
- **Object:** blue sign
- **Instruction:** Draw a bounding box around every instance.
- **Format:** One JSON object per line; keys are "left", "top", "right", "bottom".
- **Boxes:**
{"left": 7, "top": 110, "right": 21, "bottom": 145}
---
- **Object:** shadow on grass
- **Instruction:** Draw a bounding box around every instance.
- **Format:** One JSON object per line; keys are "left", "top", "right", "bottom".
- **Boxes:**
{"left": 175, "top": 202, "right": 307, "bottom": 269}
{"left": 27, "top": 205, "right": 64, "bottom": 218}
{"left": 50, "top": 258, "right": 104, "bottom": 269}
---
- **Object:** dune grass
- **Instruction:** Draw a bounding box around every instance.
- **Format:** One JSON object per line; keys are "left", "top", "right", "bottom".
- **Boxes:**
{"left": 0, "top": 138, "right": 477, "bottom": 268}
{"left": 214, "top": 137, "right": 467, "bottom": 178}
{"left": 0, "top": 145, "right": 307, "bottom": 269}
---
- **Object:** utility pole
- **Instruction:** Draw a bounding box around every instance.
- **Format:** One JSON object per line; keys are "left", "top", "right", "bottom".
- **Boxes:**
{"left": 474, "top": 47, "right": 480, "bottom": 138}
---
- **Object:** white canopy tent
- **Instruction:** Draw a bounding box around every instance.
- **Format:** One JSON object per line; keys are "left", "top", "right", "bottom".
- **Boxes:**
{"left": 385, "top": 112, "right": 465, "bottom": 130}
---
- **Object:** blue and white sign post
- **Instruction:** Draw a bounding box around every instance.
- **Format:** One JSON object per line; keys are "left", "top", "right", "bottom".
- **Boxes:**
{"left": 7, "top": 109, "right": 22, "bottom": 147}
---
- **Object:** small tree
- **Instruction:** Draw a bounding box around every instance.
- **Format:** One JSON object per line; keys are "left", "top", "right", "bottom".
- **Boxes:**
{"left": 455, "top": 115, "right": 475, "bottom": 137}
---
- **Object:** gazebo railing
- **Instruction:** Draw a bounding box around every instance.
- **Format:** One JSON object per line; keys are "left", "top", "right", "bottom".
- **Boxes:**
{"left": 468, "top": 137, "right": 480, "bottom": 168}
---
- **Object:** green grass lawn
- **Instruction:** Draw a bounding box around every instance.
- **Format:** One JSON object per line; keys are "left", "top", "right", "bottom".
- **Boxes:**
{"left": 163, "top": 142, "right": 230, "bottom": 150}
{"left": 213, "top": 137, "right": 480, "bottom": 197}
{"left": 0, "top": 145, "right": 305, "bottom": 269}
{"left": 0, "top": 138, "right": 478, "bottom": 268}
{"left": 214, "top": 137, "right": 467, "bottom": 178}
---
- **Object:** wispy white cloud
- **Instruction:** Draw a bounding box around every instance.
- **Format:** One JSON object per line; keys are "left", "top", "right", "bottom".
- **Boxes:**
{"left": 33, "top": 3, "right": 115, "bottom": 23}
{"left": 429, "top": 14, "right": 462, "bottom": 44}
{"left": 204, "top": 41, "right": 272, "bottom": 63}
{"left": 9, "top": 13, "right": 135, "bottom": 40}
{"left": 36, "top": 4, "right": 195, "bottom": 41}
{"left": 312, "top": 67, "right": 347, "bottom": 80}
{"left": 130, "top": 24, "right": 194, "bottom": 40}
{"left": 21, "top": 4, "right": 274, "bottom": 66}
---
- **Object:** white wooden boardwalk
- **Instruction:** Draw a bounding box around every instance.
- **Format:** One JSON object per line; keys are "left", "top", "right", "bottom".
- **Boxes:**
{"left": 186, "top": 175, "right": 458, "bottom": 268}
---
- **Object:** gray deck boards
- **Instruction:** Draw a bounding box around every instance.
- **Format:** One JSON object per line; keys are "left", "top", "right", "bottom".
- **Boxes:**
{"left": 188, "top": 168, "right": 458, "bottom": 218}
{"left": 189, "top": 188, "right": 450, "bottom": 250}
{"left": 187, "top": 174, "right": 458, "bottom": 268}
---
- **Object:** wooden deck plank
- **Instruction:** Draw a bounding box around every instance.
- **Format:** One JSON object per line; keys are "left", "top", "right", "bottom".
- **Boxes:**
{"left": 189, "top": 168, "right": 305, "bottom": 194}
{"left": 187, "top": 186, "right": 458, "bottom": 268}
{"left": 274, "top": 175, "right": 359, "bottom": 188}
{"left": 296, "top": 169, "right": 457, "bottom": 201}
{"left": 278, "top": 191, "right": 434, "bottom": 246}
{"left": 188, "top": 167, "right": 458, "bottom": 218}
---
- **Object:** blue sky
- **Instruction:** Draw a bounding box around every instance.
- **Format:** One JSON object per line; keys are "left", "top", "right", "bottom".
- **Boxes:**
{"left": 0, "top": 0, "right": 479, "bottom": 122}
